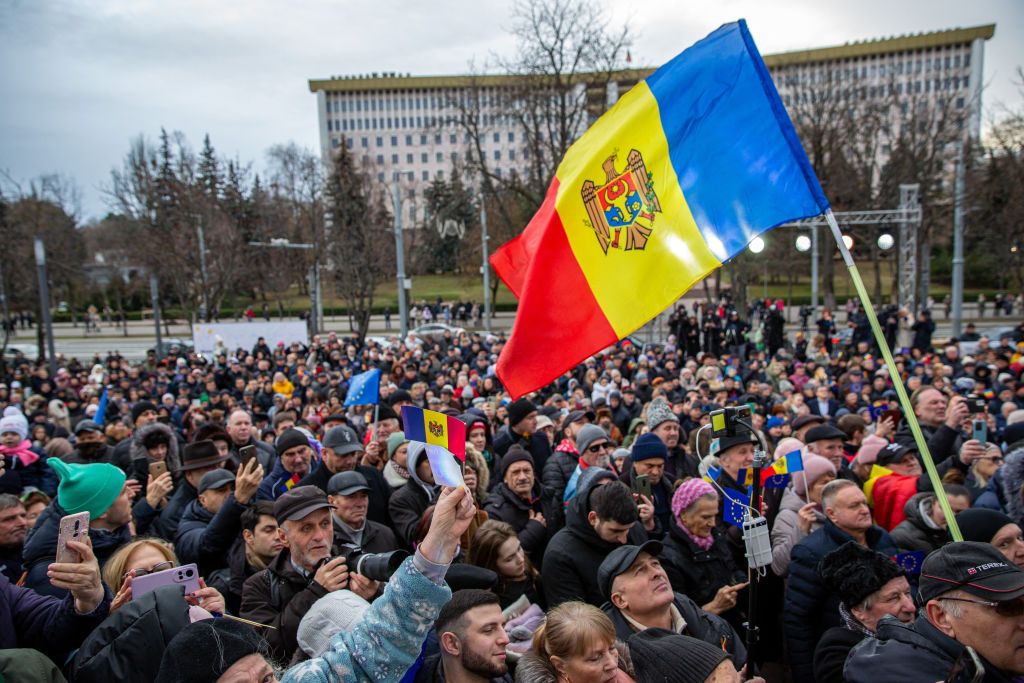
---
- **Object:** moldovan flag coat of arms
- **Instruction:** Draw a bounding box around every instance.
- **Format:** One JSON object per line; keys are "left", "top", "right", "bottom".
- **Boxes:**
{"left": 490, "top": 20, "right": 830, "bottom": 397}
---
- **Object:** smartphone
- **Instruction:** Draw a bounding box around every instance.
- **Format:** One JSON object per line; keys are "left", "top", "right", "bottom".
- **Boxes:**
{"left": 239, "top": 445, "right": 257, "bottom": 469}
{"left": 972, "top": 419, "right": 988, "bottom": 446}
{"left": 149, "top": 460, "right": 168, "bottom": 479}
{"left": 56, "top": 512, "right": 90, "bottom": 563}
{"left": 880, "top": 409, "right": 903, "bottom": 426}
{"left": 633, "top": 474, "right": 652, "bottom": 500}
{"left": 946, "top": 646, "right": 985, "bottom": 683}
{"left": 130, "top": 562, "right": 202, "bottom": 599}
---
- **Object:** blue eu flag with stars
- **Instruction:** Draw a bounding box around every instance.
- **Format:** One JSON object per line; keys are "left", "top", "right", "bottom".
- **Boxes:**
{"left": 722, "top": 489, "right": 751, "bottom": 528}
{"left": 893, "top": 551, "right": 925, "bottom": 575}
{"left": 344, "top": 369, "right": 381, "bottom": 407}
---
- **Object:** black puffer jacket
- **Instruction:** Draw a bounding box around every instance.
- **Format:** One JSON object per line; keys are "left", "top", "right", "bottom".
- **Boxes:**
{"left": 659, "top": 516, "right": 744, "bottom": 609}
{"left": 540, "top": 468, "right": 648, "bottom": 607}
{"left": 493, "top": 426, "right": 552, "bottom": 478}
{"left": 482, "top": 482, "right": 548, "bottom": 564}
{"left": 540, "top": 449, "right": 576, "bottom": 531}
{"left": 73, "top": 585, "right": 192, "bottom": 683}
{"left": 890, "top": 492, "right": 950, "bottom": 553}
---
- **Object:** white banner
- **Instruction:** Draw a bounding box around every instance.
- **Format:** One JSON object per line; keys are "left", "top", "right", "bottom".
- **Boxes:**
{"left": 192, "top": 321, "right": 309, "bottom": 357}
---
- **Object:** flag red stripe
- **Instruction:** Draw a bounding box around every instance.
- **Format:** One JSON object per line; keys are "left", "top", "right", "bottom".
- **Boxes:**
{"left": 492, "top": 178, "right": 617, "bottom": 398}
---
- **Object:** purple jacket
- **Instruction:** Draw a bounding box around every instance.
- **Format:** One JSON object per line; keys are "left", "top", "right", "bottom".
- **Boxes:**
{"left": 0, "top": 573, "right": 111, "bottom": 660}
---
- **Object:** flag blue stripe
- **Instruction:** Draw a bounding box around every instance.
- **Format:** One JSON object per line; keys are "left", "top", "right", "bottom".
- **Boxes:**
{"left": 645, "top": 20, "right": 829, "bottom": 262}
{"left": 402, "top": 405, "right": 427, "bottom": 443}
{"left": 344, "top": 369, "right": 380, "bottom": 407}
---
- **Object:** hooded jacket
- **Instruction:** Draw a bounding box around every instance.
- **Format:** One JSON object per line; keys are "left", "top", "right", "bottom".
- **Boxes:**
{"left": 127, "top": 422, "right": 182, "bottom": 492}
{"left": 174, "top": 494, "right": 248, "bottom": 578}
{"left": 482, "top": 481, "right": 548, "bottom": 563}
{"left": 22, "top": 501, "right": 131, "bottom": 598}
{"left": 540, "top": 468, "right": 648, "bottom": 607}
{"left": 784, "top": 520, "right": 898, "bottom": 683}
{"left": 389, "top": 445, "right": 438, "bottom": 548}
{"left": 770, "top": 486, "right": 826, "bottom": 577}
{"left": 890, "top": 492, "right": 951, "bottom": 553}
{"left": 73, "top": 585, "right": 191, "bottom": 683}
{"left": 845, "top": 614, "right": 1014, "bottom": 683}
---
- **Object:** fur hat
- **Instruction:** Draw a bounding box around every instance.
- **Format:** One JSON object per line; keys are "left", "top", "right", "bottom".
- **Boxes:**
{"left": 818, "top": 541, "right": 904, "bottom": 608}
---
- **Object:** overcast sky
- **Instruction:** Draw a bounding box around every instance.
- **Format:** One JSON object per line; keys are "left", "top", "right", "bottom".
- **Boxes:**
{"left": 1, "top": 0, "right": 1020, "bottom": 221}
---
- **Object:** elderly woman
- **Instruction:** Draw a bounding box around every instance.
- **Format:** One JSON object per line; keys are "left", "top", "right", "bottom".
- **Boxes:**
{"left": 515, "top": 602, "right": 633, "bottom": 682}
{"left": 659, "top": 479, "right": 747, "bottom": 622}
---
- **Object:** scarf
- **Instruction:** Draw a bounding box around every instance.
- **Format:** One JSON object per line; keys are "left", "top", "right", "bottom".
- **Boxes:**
{"left": 0, "top": 439, "right": 38, "bottom": 467}
{"left": 838, "top": 602, "right": 875, "bottom": 637}
{"left": 677, "top": 519, "right": 716, "bottom": 551}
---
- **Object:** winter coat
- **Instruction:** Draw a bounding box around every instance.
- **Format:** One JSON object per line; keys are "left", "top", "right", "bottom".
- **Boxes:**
{"left": 174, "top": 494, "right": 248, "bottom": 578}
{"left": 482, "top": 482, "right": 548, "bottom": 564}
{"left": 464, "top": 441, "right": 491, "bottom": 503}
{"left": 297, "top": 462, "right": 392, "bottom": 528}
{"left": 0, "top": 544, "right": 22, "bottom": 584}
{"left": 0, "top": 443, "right": 56, "bottom": 496}
{"left": 540, "top": 450, "right": 576, "bottom": 531}
{"left": 845, "top": 615, "right": 1015, "bottom": 683}
{"left": 331, "top": 517, "right": 400, "bottom": 555}
{"left": 894, "top": 419, "right": 962, "bottom": 465}
{"left": 890, "top": 492, "right": 950, "bottom": 553}
{"left": 229, "top": 436, "right": 276, "bottom": 474}
{"left": 280, "top": 556, "right": 453, "bottom": 683}
{"left": 413, "top": 654, "right": 513, "bottom": 683}
{"left": 22, "top": 501, "right": 131, "bottom": 598}
{"left": 784, "top": 521, "right": 898, "bottom": 683}
{"left": 492, "top": 427, "right": 552, "bottom": 479}
{"left": 126, "top": 422, "right": 182, "bottom": 493}
{"left": 664, "top": 445, "right": 700, "bottom": 485}
{"left": 540, "top": 469, "right": 649, "bottom": 608}
{"left": 149, "top": 479, "right": 198, "bottom": 542}
{"left": 389, "top": 479, "right": 437, "bottom": 548}
{"left": 256, "top": 459, "right": 303, "bottom": 501}
{"left": 0, "top": 573, "right": 111, "bottom": 662}
{"left": 660, "top": 517, "right": 745, "bottom": 609}
{"left": 513, "top": 644, "right": 633, "bottom": 683}
{"left": 619, "top": 465, "right": 671, "bottom": 537}
{"left": 1001, "top": 446, "right": 1024, "bottom": 526}
{"left": 813, "top": 626, "right": 865, "bottom": 683}
{"left": 602, "top": 592, "right": 746, "bottom": 665}
{"left": 62, "top": 442, "right": 131, "bottom": 471}
{"left": 73, "top": 585, "right": 190, "bottom": 683}
{"left": 240, "top": 548, "right": 330, "bottom": 662}
{"left": 770, "top": 486, "right": 825, "bottom": 577}
{"left": 871, "top": 472, "right": 919, "bottom": 531}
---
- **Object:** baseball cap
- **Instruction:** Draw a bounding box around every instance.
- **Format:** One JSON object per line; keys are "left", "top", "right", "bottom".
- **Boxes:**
{"left": 597, "top": 540, "right": 664, "bottom": 601}
{"left": 919, "top": 541, "right": 1024, "bottom": 603}
{"left": 875, "top": 442, "right": 914, "bottom": 467}
{"left": 197, "top": 468, "right": 236, "bottom": 494}
{"left": 74, "top": 419, "right": 103, "bottom": 435}
{"left": 322, "top": 425, "right": 361, "bottom": 455}
{"left": 327, "top": 471, "right": 370, "bottom": 496}
{"left": 273, "top": 485, "right": 332, "bottom": 524}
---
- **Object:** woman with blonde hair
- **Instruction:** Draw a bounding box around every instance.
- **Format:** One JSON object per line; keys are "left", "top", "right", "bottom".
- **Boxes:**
{"left": 515, "top": 602, "right": 633, "bottom": 682}
{"left": 103, "top": 538, "right": 225, "bottom": 614}
{"left": 467, "top": 520, "right": 543, "bottom": 609}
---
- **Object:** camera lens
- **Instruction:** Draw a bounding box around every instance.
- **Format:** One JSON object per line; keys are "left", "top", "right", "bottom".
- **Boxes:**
{"left": 185, "top": 568, "right": 194, "bottom": 577}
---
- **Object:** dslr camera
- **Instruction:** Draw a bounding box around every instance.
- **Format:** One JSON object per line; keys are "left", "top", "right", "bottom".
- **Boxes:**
{"left": 321, "top": 545, "right": 409, "bottom": 583}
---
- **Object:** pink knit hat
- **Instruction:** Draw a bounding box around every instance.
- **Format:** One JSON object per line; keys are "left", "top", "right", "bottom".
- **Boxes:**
{"left": 773, "top": 437, "right": 806, "bottom": 463}
{"left": 853, "top": 434, "right": 890, "bottom": 466}
{"left": 672, "top": 478, "right": 718, "bottom": 519}
{"left": 793, "top": 454, "right": 837, "bottom": 497}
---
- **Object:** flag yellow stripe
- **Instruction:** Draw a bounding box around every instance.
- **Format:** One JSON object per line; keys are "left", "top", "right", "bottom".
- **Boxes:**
{"left": 554, "top": 82, "right": 724, "bottom": 337}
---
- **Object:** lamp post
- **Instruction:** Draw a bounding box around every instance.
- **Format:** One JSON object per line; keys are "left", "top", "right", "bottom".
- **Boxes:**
{"left": 748, "top": 236, "right": 767, "bottom": 300}
{"left": 33, "top": 237, "right": 57, "bottom": 376}
{"left": 390, "top": 171, "right": 414, "bottom": 339}
{"left": 248, "top": 239, "right": 319, "bottom": 335}
{"left": 480, "top": 201, "right": 491, "bottom": 332}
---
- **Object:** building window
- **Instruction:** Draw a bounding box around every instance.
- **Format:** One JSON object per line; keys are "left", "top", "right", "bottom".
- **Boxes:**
{"left": 376, "top": 154, "right": 384, "bottom": 164}
{"left": 420, "top": 134, "right": 427, "bottom": 145}
{"left": 361, "top": 137, "right": 369, "bottom": 148}
{"left": 494, "top": 150, "right": 501, "bottom": 161}
{"left": 421, "top": 153, "right": 428, "bottom": 163}
{"left": 406, "top": 134, "right": 413, "bottom": 145}
{"left": 422, "top": 170, "right": 429, "bottom": 181}
{"left": 493, "top": 132, "right": 500, "bottom": 143}
{"left": 449, "top": 134, "right": 456, "bottom": 144}
{"left": 509, "top": 150, "right": 516, "bottom": 161}
{"left": 451, "top": 152, "right": 458, "bottom": 162}
{"left": 436, "top": 152, "right": 443, "bottom": 162}
{"left": 378, "top": 172, "right": 384, "bottom": 182}
{"left": 376, "top": 136, "right": 383, "bottom": 147}
{"left": 331, "top": 138, "right": 340, "bottom": 148}
{"left": 391, "top": 136, "right": 398, "bottom": 146}
{"left": 392, "top": 154, "right": 399, "bottom": 163}
{"left": 416, "top": 116, "right": 423, "bottom": 127}
{"left": 406, "top": 153, "right": 414, "bottom": 163}
{"left": 508, "top": 132, "right": 515, "bottom": 143}
{"left": 434, "top": 133, "right": 442, "bottom": 144}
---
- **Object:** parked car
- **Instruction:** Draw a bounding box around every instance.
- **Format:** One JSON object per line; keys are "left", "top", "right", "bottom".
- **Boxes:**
{"left": 151, "top": 338, "right": 194, "bottom": 356}
{"left": 410, "top": 323, "right": 465, "bottom": 341}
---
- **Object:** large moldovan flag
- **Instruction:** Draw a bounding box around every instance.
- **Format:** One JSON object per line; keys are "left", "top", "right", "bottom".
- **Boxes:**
{"left": 491, "top": 20, "right": 830, "bottom": 397}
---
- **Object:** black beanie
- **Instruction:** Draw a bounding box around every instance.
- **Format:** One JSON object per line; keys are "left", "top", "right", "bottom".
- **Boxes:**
{"left": 131, "top": 401, "right": 158, "bottom": 424}
{"left": 957, "top": 508, "right": 1015, "bottom": 544}
{"left": 275, "top": 428, "right": 309, "bottom": 456}
{"left": 628, "top": 629, "right": 728, "bottom": 683}
{"left": 376, "top": 403, "right": 399, "bottom": 423}
{"left": 155, "top": 619, "right": 267, "bottom": 683}
{"left": 500, "top": 446, "right": 534, "bottom": 474}
{"left": 507, "top": 398, "right": 536, "bottom": 427}
{"left": 818, "top": 541, "right": 904, "bottom": 608}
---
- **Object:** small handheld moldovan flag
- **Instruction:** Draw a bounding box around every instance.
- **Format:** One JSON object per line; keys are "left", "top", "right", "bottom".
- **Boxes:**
{"left": 344, "top": 369, "right": 381, "bottom": 407}
{"left": 401, "top": 406, "right": 467, "bottom": 487}
{"left": 490, "top": 20, "right": 829, "bottom": 397}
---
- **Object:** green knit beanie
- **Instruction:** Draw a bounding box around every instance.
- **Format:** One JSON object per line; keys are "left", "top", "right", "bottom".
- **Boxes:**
{"left": 386, "top": 431, "right": 409, "bottom": 458}
{"left": 48, "top": 458, "right": 126, "bottom": 518}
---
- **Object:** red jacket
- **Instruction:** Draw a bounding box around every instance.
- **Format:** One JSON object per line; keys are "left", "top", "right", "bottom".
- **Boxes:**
{"left": 872, "top": 474, "right": 918, "bottom": 531}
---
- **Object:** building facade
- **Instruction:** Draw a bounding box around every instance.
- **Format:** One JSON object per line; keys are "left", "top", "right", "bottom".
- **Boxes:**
{"left": 309, "top": 23, "right": 993, "bottom": 222}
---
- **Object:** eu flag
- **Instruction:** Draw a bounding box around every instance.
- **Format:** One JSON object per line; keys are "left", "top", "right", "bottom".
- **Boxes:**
{"left": 893, "top": 551, "right": 925, "bottom": 575}
{"left": 722, "top": 489, "right": 751, "bottom": 528}
{"left": 344, "top": 369, "right": 381, "bottom": 407}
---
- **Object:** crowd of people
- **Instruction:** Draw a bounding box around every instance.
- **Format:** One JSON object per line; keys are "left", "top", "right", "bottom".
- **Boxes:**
{"left": 1, "top": 299, "right": 1024, "bottom": 682}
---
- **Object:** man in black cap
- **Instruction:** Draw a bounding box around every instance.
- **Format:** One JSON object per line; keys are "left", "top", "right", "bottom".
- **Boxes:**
{"left": 64, "top": 419, "right": 128, "bottom": 470}
{"left": 482, "top": 447, "right": 548, "bottom": 565}
{"left": 804, "top": 423, "right": 848, "bottom": 470}
{"left": 791, "top": 414, "right": 826, "bottom": 442}
{"left": 957, "top": 508, "right": 1024, "bottom": 570}
{"left": 150, "top": 439, "right": 231, "bottom": 541}
{"left": 492, "top": 398, "right": 552, "bottom": 476}
{"left": 628, "top": 629, "right": 739, "bottom": 683}
{"left": 240, "top": 485, "right": 376, "bottom": 661}
{"left": 298, "top": 424, "right": 392, "bottom": 527}
{"left": 175, "top": 457, "right": 263, "bottom": 578}
{"left": 846, "top": 542, "right": 1024, "bottom": 683}
{"left": 598, "top": 541, "right": 745, "bottom": 663}
{"left": 361, "top": 403, "right": 401, "bottom": 470}
{"left": 256, "top": 428, "right": 314, "bottom": 501}
{"left": 813, "top": 542, "right": 915, "bottom": 682}
{"left": 328, "top": 471, "right": 399, "bottom": 555}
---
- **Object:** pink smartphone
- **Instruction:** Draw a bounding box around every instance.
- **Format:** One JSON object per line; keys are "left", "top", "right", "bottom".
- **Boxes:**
{"left": 130, "top": 563, "right": 202, "bottom": 599}
{"left": 55, "top": 512, "right": 90, "bottom": 563}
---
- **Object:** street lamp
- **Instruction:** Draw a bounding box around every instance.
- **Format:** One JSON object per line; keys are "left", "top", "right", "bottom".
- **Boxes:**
{"left": 748, "top": 236, "right": 765, "bottom": 254}
{"left": 877, "top": 233, "right": 895, "bottom": 251}
{"left": 842, "top": 234, "right": 854, "bottom": 250}
{"left": 795, "top": 235, "right": 811, "bottom": 252}
{"left": 249, "top": 239, "right": 320, "bottom": 335}
{"left": 749, "top": 236, "right": 768, "bottom": 300}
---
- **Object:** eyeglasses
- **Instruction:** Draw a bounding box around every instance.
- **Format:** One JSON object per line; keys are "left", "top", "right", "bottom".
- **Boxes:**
{"left": 587, "top": 442, "right": 612, "bottom": 454}
{"left": 124, "top": 560, "right": 174, "bottom": 581}
{"left": 941, "top": 596, "right": 1024, "bottom": 618}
